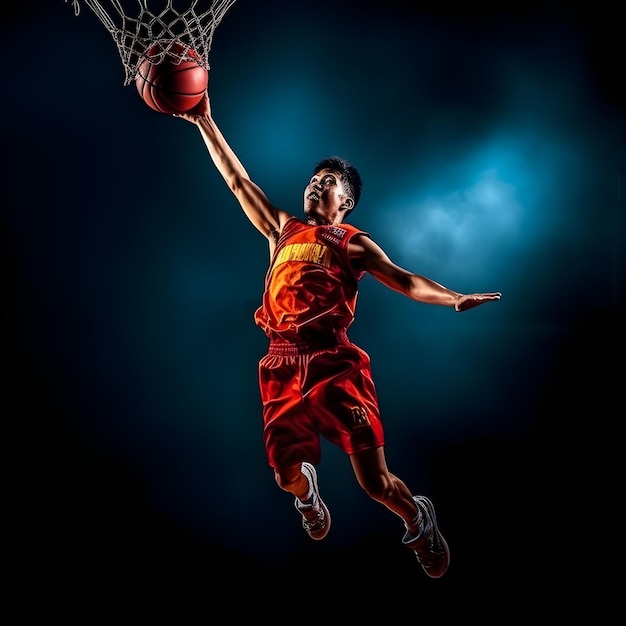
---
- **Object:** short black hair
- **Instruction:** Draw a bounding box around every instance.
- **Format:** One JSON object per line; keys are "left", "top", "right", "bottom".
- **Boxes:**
{"left": 313, "top": 156, "right": 362, "bottom": 210}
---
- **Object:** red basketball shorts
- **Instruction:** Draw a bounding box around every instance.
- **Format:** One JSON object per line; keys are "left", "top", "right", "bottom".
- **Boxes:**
{"left": 258, "top": 337, "right": 385, "bottom": 469}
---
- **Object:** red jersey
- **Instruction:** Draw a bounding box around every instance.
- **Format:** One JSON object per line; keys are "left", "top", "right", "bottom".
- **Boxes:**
{"left": 254, "top": 217, "right": 368, "bottom": 342}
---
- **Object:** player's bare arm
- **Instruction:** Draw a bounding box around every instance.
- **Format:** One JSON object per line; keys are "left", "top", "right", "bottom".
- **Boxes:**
{"left": 176, "top": 94, "right": 292, "bottom": 245}
{"left": 350, "top": 234, "right": 501, "bottom": 311}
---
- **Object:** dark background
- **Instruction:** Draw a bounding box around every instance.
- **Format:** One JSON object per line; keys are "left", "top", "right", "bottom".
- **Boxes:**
{"left": 3, "top": 1, "right": 623, "bottom": 619}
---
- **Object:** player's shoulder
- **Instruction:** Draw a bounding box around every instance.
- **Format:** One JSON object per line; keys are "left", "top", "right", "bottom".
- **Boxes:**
{"left": 336, "top": 223, "right": 371, "bottom": 242}
{"left": 340, "top": 222, "right": 367, "bottom": 235}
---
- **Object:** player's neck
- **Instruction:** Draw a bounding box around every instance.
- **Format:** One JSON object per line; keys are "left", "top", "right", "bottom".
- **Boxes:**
{"left": 305, "top": 213, "right": 345, "bottom": 227}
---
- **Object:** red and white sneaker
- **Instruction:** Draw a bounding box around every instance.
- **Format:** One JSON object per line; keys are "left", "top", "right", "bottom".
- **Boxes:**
{"left": 294, "top": 462, "right": 331, "bottom": 540}
{"left": 402, "top": 495, "right": 450, "bottom": 578}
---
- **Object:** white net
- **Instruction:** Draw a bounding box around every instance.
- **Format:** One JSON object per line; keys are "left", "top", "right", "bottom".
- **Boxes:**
{"left": 66, "top": 0, "right": 238, "bottom": 85}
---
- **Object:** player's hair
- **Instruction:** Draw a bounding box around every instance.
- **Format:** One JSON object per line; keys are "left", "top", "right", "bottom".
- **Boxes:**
{"left": 313, "top": 156, "right": 362, "bottom": 212}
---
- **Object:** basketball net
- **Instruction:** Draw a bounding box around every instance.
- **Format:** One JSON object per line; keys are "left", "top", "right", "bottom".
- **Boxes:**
{"left": 66, "top": 0, "right": 238, "bottom": 85}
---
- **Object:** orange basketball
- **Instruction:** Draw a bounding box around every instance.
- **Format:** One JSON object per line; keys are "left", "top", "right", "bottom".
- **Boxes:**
{"left": 135, "top": 42, "right": 208, "bottom": 115}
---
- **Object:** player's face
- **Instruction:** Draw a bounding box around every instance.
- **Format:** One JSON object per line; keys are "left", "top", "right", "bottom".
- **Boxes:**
{"left": 304, "top": 168, "right": 352, "bottom": 224}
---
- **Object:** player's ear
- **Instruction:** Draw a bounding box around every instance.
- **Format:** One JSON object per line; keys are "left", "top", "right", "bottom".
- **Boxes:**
{"left": 342, "top": 197, "right": 354, "bottom": 211}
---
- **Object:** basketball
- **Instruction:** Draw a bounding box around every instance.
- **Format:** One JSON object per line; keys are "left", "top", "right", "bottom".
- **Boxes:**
{"left": 135, "top": 42, "right": 208, "bottom": 115}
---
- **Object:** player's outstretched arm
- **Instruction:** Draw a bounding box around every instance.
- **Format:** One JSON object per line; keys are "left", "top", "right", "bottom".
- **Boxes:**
{"left": 175, "top": 93, "right": 291, "bottom": 242}
{"left": 351, "top": 233, "right": 501, "bottom": 310}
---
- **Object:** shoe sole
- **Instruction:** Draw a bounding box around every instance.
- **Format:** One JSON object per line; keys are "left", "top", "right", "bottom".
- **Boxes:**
{"left": 413, "top": 495, "right": 450, "bottom": 578}
{"left": 300, "top": 462, "right": 331, "bottom": 540}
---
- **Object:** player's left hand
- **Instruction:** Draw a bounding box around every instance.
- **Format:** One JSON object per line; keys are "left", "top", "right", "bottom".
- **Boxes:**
{"left": 455, "top": 292, "right": 502, "bottom": 312}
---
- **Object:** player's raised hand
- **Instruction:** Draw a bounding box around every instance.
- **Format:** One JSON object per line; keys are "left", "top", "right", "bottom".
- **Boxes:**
{"left": 174, "top": 91, "right": 211, "bottom": 122}
{"left": 455, "top": 292, "right": 502, "bottom": 312}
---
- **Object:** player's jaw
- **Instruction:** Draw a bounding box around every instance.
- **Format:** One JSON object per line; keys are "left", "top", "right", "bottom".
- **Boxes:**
{"left": 304, "top": 195, "right": 336, "bottom": 225}
{"left": 304, "top": 184, "right": 325, "bottom": 221}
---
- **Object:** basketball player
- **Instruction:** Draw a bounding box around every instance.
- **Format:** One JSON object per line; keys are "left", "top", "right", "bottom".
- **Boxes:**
{"left": 176, "top": 93, "right": 501, "bottom": 578}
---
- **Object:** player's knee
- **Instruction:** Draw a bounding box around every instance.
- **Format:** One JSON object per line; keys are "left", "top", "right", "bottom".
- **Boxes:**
{"left": 274, "top": 469, "right": 290, "bottom": 491}
{"left": 361, "top": 474, "right": 395, "bottom": 503}
{"left": 274, "top": 468, "right": 300, "bottom": 493}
